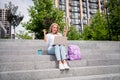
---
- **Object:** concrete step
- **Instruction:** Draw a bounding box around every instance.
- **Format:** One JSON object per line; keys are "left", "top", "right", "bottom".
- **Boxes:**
{"left": 0, "top": 40, "right": 44, "bottom": 46}
{"left": 0, "top": 44, "right": 119, "bottom": 50}
{"left": 0, "top": 65, "right": 120, "bottom": 80}
{"left": 0, "top": 49, "right": 120, "bottom": 56}
{"left": 0, "top": 40, "right": 120, "bottom": 49}
{"left": 0, "top": 55, "right": 55, "bottom": 62}
{"left": 43, "top": 73, "right": 120, "bottom": 80}
{"left": 1, "top": 39, "right": 119, "bottom": 46}
{"left": 0, "top": 39, "right": 43, "bottom": 43}
{"left": 0, "top": 46, "right": 46, "bottom": 49}
{"left": 0, "top": 45, "right": 119, "bottom": 51}
{"left": 0, "top": 54, "right": 120, "bottom": 62}
{"left": 0, "top": 59, "right": 120, "bottom": 72}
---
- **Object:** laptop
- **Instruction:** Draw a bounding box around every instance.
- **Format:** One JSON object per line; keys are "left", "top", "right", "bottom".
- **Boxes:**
{"left": 53, "top": 36, "right": 67, "bottom": 45}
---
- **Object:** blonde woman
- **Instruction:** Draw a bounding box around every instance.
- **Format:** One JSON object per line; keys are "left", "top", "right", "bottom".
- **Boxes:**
{"left": 43, "top": 23, "right": 69, "bottom": 70}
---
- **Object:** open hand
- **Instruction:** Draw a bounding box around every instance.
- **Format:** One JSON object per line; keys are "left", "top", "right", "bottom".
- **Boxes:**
{"left": 42, "top": 29, "right": 47, "bottom": 35}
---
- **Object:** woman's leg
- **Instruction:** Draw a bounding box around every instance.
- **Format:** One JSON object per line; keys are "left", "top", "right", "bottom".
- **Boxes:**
{"left": 54, "top": 45, "right": 62, "bottom": 61}
{"left": 59, "top": 45, "right": 67, "bottom": 60}
{"left": 48, "top": 45, "right": 66, "bottom": 70}
{"left": 54, "top": 45, "right": 65, "bottom": 70}
{"left": 59, "top": 45, "right": 70, "bottom": 69}
{"left": 47, "top": 47, "right": 55, "bottom": 55}
{"left": 48, "top": 45, "right": 62, "bottom": 61}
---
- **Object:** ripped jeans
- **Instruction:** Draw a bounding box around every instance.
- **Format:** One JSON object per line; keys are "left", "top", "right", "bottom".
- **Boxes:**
{"left": 48, "top": 45, "right": 67, "bottom": 61}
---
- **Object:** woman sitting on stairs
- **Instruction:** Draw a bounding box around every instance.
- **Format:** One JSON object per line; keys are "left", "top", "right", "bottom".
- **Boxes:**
{"left": 43, "top": 23, "right": 70, "bottom": 70}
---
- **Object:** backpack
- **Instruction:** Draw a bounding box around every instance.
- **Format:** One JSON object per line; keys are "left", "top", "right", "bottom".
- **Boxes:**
{"left": 67, "top": 45, "right": 81, "bottom": 60}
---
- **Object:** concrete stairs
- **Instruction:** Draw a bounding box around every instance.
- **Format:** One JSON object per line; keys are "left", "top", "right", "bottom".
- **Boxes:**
{"left": 0, "top": 39, "right": 120, "bottom": 80}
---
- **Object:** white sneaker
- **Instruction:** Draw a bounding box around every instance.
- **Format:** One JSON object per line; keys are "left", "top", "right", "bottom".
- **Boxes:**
{"left": 59, "top": 64, "right": 65, "bottom": 70}
{"left": 63, "top": 63, "right": 70, "bottom": 70}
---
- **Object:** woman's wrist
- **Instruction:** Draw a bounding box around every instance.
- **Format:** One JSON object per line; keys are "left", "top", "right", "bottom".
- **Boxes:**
{"left": 44, "top": 34, "right": 46, "bottom": 36}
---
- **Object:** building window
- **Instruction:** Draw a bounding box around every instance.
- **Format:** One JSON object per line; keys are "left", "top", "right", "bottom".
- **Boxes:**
{"left": 83, "top": 20, "right": 87, "bottom": 25}
{"left": 89, "top": 0, "right": 98, "bottom": 3}
{"left": 90, "top": 9, "right": 97, "bottom": 14}
{"left": 70, "top": 13, "right": 80, "bottom": 19}
{"left": 70, "top": 7, "right": 80, "bottom": 12}
{"left": 59, "top": 5, "right": 65, "bottom": 11}
{"left": 82, "top": 2, "right": 87, "bottom": 8}
{"left": 59, "top": 0, "right": 65, "bottom": 5}
{"left": 71, "top": 19, "right": 80, "bottom": 25}
{"left": 89, "top": 4, "right": 98, "bottom": 9}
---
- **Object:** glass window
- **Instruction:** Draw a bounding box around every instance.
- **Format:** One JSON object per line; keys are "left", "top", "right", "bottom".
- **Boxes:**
{"left": 82, "top": 2, "right": 87, "bottom": 8}
{"left": 89, "top": 3, "right": 98, "bottom": 9}
{"left": 71, "top": 7, "right": 79, "bottom": 10}
{"left": 59, "top": 5, "right": 65, "bottom": 11}
{"left": 83, "top": 20, "right": 87, "bottom": 25}
{"left": 89, "top": 0, "right": 98, "bottom": 3}
{"left": 70, "top": 1, "right": 79, "bottom": 7}
{"left": 82, "top": 0, "right": 86, "bottom": 2}
{"left": 59, "top": 0, "right": 65, "bottom": 4}
{"left": 70, "top": 6, "right": 80, "bottom": 13}
{"left": 71, "top": 19, "right": 80, "bottom": 24}
{"left": 74, "top": 1, "right": 79, "bottom": 4}
{"left": 83, "top": 8, "right": 87, "bottom": 13}
{"left": 73, "top": 13, "right": 80, "bottom": 18}
{"left": 90, "top": 9, "right": 97, "bottom": 14}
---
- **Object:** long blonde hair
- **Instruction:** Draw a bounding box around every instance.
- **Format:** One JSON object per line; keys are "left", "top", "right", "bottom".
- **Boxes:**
{"left": 49, "top": 23, "right": 60, "bottom": 33}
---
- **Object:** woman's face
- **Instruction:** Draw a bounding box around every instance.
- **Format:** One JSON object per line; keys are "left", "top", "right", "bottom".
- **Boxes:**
{"left": 51, "top": 25, "right": 58, "bottom": 34}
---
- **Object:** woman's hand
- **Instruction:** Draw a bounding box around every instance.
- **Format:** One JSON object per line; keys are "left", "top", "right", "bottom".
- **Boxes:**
{"left": 43, "top": 29, "right": 47, "bottom": 35}
{"left": 42, "top": 29, "right": 47, "bottom": 42}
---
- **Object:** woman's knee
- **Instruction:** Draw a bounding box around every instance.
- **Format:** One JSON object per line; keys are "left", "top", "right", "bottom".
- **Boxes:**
{"left": 60, "top": 45, "right": 66, "bottom": 50}
{"left": 48, "top": 47, "right": 55, "bottom": 54}
{"left": 54, "top": 45, "right": 59, "bottom": 48}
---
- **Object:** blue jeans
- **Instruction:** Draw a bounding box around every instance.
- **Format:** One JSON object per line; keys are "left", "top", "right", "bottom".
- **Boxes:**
{"left": 48, "top": 45, "right": 67, "bottom": 61}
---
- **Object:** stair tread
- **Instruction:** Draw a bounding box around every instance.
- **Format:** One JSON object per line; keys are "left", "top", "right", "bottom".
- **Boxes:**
{"left": 43, "top": 73, "right": 120, "bottom": 80}
{"left": 0, "top": 65, "right": 120, "bottom": 73}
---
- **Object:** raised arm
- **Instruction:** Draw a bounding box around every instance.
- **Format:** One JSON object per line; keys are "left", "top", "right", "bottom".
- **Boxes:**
{"left": 43, "top": 29, "right": 47, "bottom": 42}
{"left": 63, "top": 29, "right": 68, "bottom": 37}
{"left": 63, "top": 23, "right": 69, "bottom": 37}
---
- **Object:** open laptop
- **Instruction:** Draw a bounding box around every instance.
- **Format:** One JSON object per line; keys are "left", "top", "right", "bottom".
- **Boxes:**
{"left": 53, "top": 36, "right": 67, "bottom": 45}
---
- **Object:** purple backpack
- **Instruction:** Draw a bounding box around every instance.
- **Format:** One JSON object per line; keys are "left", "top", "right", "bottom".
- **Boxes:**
{"left": 67, "top": 45, "right": 81, "bottom": 60}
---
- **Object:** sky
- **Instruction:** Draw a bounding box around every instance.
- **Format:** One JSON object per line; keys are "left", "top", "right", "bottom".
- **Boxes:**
{"left": 0, "top": 0, "right": 34, "bottom": 33}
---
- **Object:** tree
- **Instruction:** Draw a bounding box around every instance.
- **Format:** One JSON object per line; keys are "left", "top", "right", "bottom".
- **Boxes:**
{"left": 5, "top": 2, "right": 24, "bottom": 39}
{"left": 82, "top": 25, "right": 93, "bottom": 40}
{"left": 82, "top": 12, "right": 109, "bottom": 40}
{"left": 22, "top": 0, "right": 65, "bottom": 39}
{"left": 107, "top": 0, "right": 120, "bottom": 40}
{"left": 67, "top": 25, "right": 81, "bottom": 40}
{"left": 16, "top": 30, "right": 32, "bottom": 39}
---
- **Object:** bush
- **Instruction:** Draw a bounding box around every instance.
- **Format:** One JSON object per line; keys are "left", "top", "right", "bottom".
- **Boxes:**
{"left": 82, "top": 11, "right": 109, "bottom": 40}
{"left": 67, "top": 25, "right": 81, "bottom": 40}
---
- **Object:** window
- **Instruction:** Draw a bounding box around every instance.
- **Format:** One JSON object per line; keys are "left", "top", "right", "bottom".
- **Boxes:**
{"left": 89, "top": 3, "right": 98, "bottom": 9}
{"left": 83, "top": 20, "right": 87, "bottom": 25}
{"left": 59, "top": 0, "right": 65, "bottom": 4}
{"left": 70, "top": 7, "right": 80, "bottom": 12}
{"left": 82, "top": 0, "right": 86, "bottom": 2}
{"left": 83, "top": 8, "right": 87, "bottom": 13}
{"left": 82, "top": 2, "right": 87, "bottom": 8}
{"left": 70, "top": 3, "right": 79, "bottom": 7}
{"left": 90, "top": 9, "right": 97, "bottom": 14}
{"left": 71, "top": 19, "right": 80, "bottom": 25}
{"left": 70, "top": 13, "right": 80, "bottom": 19}
{"left": 59, "top": 5, "right": 65, "bottom": 11}
{"left": 89, "top": 0, "right": 98, "bottom": 3}
{"left": 75, "top": 25, "right": 81, "bottom": 32}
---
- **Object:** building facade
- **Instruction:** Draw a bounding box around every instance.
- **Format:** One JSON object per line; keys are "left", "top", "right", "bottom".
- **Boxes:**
{"left": 0, "top": 9, "right": 10, "bottom": 38}
{"left": 53, "top": 0, "right": 107, "bottom": 32}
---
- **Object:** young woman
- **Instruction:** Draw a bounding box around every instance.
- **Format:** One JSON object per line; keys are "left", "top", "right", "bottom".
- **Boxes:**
{"left": 43, "top": 23, "right": 69, "bottom": 70}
